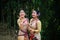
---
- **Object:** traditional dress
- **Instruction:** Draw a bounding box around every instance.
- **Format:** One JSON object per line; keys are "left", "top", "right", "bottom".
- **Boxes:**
{"left": 17, "top": 18, "right": 29, "bottom": 40}
{"left": 30, "top": 18, "right": 41, "bottom": 40}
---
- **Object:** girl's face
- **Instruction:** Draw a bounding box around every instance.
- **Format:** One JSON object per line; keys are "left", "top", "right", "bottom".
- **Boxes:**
{"left": 32, "top": 10, "right": 38, "bottom": 18}
{"left": 19, "top": 10, "right": 25, "bottom": 18}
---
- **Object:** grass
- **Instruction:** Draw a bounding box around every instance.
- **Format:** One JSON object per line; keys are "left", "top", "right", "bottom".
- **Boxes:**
{"left": 0, "top": 22, "right": 17, "bottom": 40}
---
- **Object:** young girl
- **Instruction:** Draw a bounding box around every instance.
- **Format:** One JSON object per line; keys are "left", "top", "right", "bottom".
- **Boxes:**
{"left": 29, "top": 10, "right": 42, "bottom": 40}
{"left": 17, "top": 10, "right": 29, "bottom": 40}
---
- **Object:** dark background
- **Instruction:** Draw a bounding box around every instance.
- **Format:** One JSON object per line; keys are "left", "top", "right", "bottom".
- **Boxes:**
{"left": 0, "top": 0, "right": 60, "bottom": 40}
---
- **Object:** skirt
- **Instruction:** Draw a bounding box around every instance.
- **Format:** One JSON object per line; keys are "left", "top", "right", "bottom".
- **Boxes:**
{"left": 34, "top": 33, "right": 41, "bottom": 40}
{"left": 18, "top": 30, "right": 29, "bottom": 40}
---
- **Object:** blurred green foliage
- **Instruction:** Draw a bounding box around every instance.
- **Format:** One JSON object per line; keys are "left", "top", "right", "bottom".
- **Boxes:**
{"left": 0, "top": 0, "right": 60, "bottom": 40}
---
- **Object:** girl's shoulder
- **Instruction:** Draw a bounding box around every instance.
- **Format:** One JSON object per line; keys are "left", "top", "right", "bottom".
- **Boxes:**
{"left": 17, "top": 18, "right": 20, "bottom": 22}
{"left": 25, "top": 18, "right": 29, "bottom": 21}
{"left": 37, "top": 19, "right": 41, "bottom": 23}
{"left": 30, "top": 18, "right": 33, "bottom": 20}
{"left": 30, "top": 18, "right": 33, "bottom": 21}
{"left": 25, "top": 18, "right": 29, "bottom": 20}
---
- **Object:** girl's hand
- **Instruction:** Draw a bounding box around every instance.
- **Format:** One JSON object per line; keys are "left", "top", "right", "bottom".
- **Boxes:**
{"left": 20, "top": 22, "right": 23, "bottom": 25}
{"left": 30, "top": 30, "right": 33, "bottom": 34}
{"left": 31, "top": 29, "right": 35, "bottom": 32}
{"left": 30, "top": 29, "right": 35, "bottom": 34}
{"left": 30, "top": 29, "right": 34, "bottom": 32}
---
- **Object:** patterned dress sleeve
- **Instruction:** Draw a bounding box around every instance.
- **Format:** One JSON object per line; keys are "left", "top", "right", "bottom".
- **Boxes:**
{"left": 35, "top": 20, "right": 41, "bottom": 33}
{"left": 37, "top": 20, "right": 41, "bottom": 32}
{"left": 17, "top": 19, "right": 20, "bottom": 27}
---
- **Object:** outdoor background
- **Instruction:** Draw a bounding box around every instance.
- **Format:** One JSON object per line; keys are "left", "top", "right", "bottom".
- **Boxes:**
{"left": 0, "top": 0, "right": 60, "bottom": 40}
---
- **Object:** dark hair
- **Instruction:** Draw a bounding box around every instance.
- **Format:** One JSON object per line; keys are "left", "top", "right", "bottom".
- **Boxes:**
{"left": 32, "top": 9, "right": 40, "bottom": 16}
{"left": 35, "top": 10, "right": 40, "bottom": 16}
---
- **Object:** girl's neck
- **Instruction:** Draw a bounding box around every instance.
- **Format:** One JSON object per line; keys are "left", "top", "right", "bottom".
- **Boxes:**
{"left": 33, "top": 17, "right": 38, "bottom": 20}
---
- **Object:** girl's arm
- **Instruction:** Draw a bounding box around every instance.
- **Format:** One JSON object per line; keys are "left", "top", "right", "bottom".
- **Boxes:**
{"left": 34, "top": 21, "right": 41, "bottom": 33}
{"left": 17, "top": 19, "right": 23, "bottom": 30}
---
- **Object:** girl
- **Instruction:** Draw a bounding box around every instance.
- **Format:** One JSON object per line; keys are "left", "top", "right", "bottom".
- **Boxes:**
{"left": 29, "top": 9, "right": 42, "bottom": 40}
{"left": 17, "top": 10, "right": 29, "bottom": 40}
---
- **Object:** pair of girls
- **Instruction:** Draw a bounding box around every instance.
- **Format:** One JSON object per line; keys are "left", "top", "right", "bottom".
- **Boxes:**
{"left": 17, "top": 9, "right": 41, "bottom": 40}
